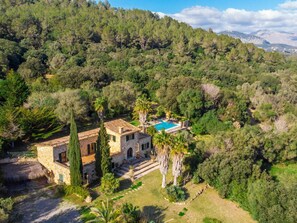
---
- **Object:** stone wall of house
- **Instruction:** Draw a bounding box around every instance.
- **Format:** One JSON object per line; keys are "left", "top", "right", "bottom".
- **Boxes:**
{"left": 111, "top": 153, "right": 123, "bottom": 168}
{"left": 53, "top": 145, "right": 67, "bottom": 162}
{"left": 106, "top": 129, "right": 122, "bottom": 154}
{"left": 138, "top": 136, "right": 152, "bottom": 157}
{"left": 53, "top": 161, "right": 71, "bottom": 184}
{"left": 37, "top": 127, "right": 150, "bottom": 185}
{"left": 37, "top": 145, "right": 71, "bottom": 184}
{"left": 52, "top": 136, "right": 98, "bottom": 162}
{"left": 120, "top": 132, "right": 139, "bottom": 160}
{"left": 80, "top": 136, "right": 98, "bottom": 156}
{"left": 37, "top": 146, "right": 55, "bottom": 170}
{"left": 83, "top": 162, "right": 97, "bottom": 183}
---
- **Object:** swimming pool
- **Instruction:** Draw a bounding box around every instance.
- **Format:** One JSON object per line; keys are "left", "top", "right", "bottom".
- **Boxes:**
{"left": 154, "top": 120, "right": 178, "bottom": 131}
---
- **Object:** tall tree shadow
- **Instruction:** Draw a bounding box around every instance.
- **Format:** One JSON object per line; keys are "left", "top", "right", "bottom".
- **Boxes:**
{"left": 142, "top": 205, "right": 167, "bottom": 223}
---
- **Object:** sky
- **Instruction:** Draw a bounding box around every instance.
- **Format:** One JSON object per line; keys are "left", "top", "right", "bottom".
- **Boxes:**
{"left": 108, "top": 0, "right": 297, "bottom": 33}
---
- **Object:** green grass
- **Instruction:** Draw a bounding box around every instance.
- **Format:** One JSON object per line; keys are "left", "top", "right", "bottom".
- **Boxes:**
{"left": 130, "top": 120, "right": 140, "bottom": 126}
{"left": 270, "top": 163, "right": 297, "bottom": 186}
{"left": 82, "top": 169, "right": 256, "bottom": 223}
{"left": 203, "top": 217, "right": 223, "bottom": 223}
{"left": 130, "top": 181, "right": 142, "bottom": 190}
{"left": 95, "top": 170, "right": 256, "bottom": 223}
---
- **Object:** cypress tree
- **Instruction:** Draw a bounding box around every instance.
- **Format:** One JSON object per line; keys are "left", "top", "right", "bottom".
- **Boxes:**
{"left": 99, "top": 121, "right": 112, "bottom": 176}
{"left": 67, "top": 111, "right": 83, "bottom": 186}
{"left": 95, "top": 124, "right": 102, "bottom": 178}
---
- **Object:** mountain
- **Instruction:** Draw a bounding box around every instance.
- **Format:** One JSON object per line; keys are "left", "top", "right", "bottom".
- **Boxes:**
{"left": 252, "top": 30, "right": 297, "bottom": 47}
{"left": 219, "top": 30, "right": 297, "bottom": 54}
{"left": 220, "top": 31, "right": 270, "bottom": 45}
{"left": 258, "top": 43, "right": 297, "bottom": 55}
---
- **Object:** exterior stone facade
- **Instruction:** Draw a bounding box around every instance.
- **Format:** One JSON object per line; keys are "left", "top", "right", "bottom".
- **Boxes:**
{"left": 36, "top": 119, "right": 151, "bottom": 185}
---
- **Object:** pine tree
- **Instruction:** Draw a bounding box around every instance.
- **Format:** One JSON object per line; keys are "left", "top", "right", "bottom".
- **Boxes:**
{"left": 67, "top": 112, "right": 83, "bottom": 186}
{"left": 0, "top": 71, "right": 29, "bottom": 107}
{"left": 99, "top": 121, "right": 112, "bottom": 176}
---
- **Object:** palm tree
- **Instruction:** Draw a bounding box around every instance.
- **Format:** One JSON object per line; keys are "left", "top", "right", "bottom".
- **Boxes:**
{"left": 94, "top": 97, "right": 106, "bottom": 121}
{"left": 87, "top": 200, "right": 121, "bottom": 223}
{"left": 133, "top": 96, "right": 152, "bottom": 130}
{"left": 153, "top": 130, "right": 172, "bottom": 188}
{"left": 171, "top": 134, "right": 188, "bottom": 186}
{"left": 121, "top": 203, "right": 140, "bottom": 223}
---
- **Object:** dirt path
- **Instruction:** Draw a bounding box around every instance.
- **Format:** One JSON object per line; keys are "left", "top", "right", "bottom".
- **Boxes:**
{"left": 8, "top": 179, "right": 82, "bottom": 223}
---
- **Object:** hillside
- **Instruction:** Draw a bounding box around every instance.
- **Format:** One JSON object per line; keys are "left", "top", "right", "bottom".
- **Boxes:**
{"left": 0, "top": 0, "right": 285, "bottom": 83}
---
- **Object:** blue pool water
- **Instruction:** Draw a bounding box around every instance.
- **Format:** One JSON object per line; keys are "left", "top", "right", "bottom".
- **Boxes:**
{"left": 154, "top": 120, "right": 178, "bottom": 131}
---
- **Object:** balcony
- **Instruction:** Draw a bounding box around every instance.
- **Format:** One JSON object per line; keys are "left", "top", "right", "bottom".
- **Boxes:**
{"left": 56, "top": 153, "right": 95, "bottom": 168}
{"left": 82, "top": 154, "right": 95, "bottom": 165}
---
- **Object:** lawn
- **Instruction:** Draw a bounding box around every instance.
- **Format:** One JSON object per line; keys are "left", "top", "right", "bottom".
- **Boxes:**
{"left": 130, "top": 120, "right": 140, "bottom": 127}
{"left": 270, "top": 163, "right": 297, "bottom": 186}
{"left": 87, "top": 170, "right": 255, "bottom": 223}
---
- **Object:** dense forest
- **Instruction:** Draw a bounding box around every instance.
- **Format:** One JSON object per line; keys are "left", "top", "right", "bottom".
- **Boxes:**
{"left": 0, "top": 0, "right": 297, "bottom": 222}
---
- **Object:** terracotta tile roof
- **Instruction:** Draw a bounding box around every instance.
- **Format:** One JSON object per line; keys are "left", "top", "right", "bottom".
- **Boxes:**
{"left": 36, "top": 128, "right": 99, "bottom": 147}
{"left": 36, "top": 119, "right": 140, "bottom": 148}
{"left": 104, "top": 119, "right": 140, "bottom": 135}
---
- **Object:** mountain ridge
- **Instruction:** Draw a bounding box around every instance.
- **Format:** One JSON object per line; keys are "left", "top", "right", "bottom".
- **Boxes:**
{"left": 219, "top": 30, "right": 297, "bottom": 54}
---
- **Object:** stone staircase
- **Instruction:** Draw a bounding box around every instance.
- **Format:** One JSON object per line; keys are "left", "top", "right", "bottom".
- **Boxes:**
{"left": 114, "top": 158, "right": 159, "bottom": 179}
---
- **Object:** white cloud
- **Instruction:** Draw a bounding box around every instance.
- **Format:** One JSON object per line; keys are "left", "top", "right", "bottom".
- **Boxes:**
{"left": 163, "top": 1, "right": 297, "bottom": 33}
{"left": 279, "top": 1, "right": 297, "bottom": 9}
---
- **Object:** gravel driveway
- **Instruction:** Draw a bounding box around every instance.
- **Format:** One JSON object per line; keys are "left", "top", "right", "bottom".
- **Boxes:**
{"left": 8, "top": 179, "right": 82, "bottom": 223}
{"left": 15, "top": 194, "right": 82, "bottom": 223}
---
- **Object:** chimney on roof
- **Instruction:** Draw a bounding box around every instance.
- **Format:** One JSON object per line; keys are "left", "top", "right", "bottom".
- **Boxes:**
{"left": 119, "top": 127, "right": 124, "bottom": 134}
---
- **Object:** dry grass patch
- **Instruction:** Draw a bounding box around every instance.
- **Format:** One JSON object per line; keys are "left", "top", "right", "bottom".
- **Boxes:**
{"left": 110, "top": 169, "right": 256, "bottom": 223}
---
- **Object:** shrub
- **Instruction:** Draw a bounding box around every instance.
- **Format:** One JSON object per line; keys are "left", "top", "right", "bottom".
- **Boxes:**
{"left": 0, "top": 208, "right": 9, "bottom": 223}
{"left": 121, "top": 203, "right": 140, "bottom": 223}
{"left": 0, "top": 197, "right": 13, "bottom": 223}
{"left": 0, "top": 139, "right": 3, "bottom": 157}
{"left": 203, "top": 217, "right": 222, "bottom": 223}
{"left": 0, "top": 197, "right": 13, "bottom": 213}
{"left": 111, "top": 195, "right": 124, "bottom": 201}
{"left": 192, "top": 171, "right": 202, "bottom": 184}
{"left": 192, "top": 111, "right": 231, "bottom": 135}
{"left": 165, "top": 186, "right": 187, "bottom": 202}
{"left": 64, "top": 185, "right": 90, "bottom": 199}
{"left": 100, "top": 173, "right": 120, "bottom": 195}
{"left": 178, "top": 211, "right": 185, "bottom": 216}
{"left": 130, "top": 181, "right": 142, "bottom": 190}
{"left": 254, "top": 103, "right": 277, "bottom": 122}
{"left": 146, "top": 126, "right": 157, "bottom": 137}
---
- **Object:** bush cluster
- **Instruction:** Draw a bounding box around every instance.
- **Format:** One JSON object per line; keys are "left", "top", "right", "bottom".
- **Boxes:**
{"left": 165, "top": 185, "right": 187, "bottom": 202}
{"left": 58, "top": 185, "right": 90, "bottom": 199}
{"left": 100, "top": 173, "right": 120, "bottom": 195}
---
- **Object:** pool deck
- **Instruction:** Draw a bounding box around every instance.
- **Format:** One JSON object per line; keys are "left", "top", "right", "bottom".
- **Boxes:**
{"left": 166, "top": 125, "right": 187, "bottom": 133}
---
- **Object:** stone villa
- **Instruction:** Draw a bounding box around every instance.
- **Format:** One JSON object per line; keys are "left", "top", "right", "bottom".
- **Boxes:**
{"left": 36, "top": 119, "right": 151, "bottom": 185}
